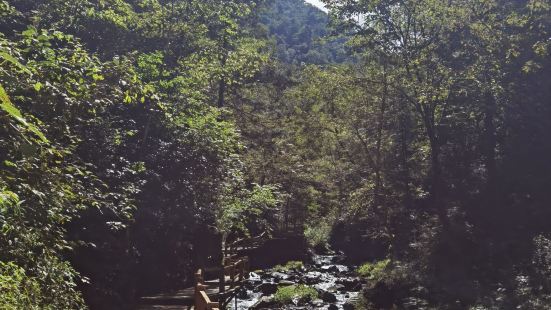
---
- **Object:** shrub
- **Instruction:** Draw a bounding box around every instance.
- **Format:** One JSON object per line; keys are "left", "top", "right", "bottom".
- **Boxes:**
{"left": 304, "top": 220, "right": 332, "bottom": 249}
{"left": 272, "top": 261, "right": 304, "bottom": 272}
{"left": 357, "top": 259, "right": 391, "bottom": 281}
{"left": 0, "top": 262, "right": 43, "bottom": 309}
{"left": 274, "top": 285, "right": 318, "bottom": 304}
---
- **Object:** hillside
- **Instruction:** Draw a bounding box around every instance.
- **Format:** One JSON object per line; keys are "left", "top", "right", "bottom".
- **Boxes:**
{"left": 260, "top": 0, "right": 349, "bottom": 65}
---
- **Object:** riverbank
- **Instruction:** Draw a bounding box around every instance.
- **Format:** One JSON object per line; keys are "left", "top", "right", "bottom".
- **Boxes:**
{"left": 235, "top": 253, "right": 363, "bottom": 309}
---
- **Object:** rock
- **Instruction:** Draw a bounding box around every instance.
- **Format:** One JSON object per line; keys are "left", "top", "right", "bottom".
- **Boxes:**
{"left": 328, "top": 304, "right": 339, "bottom": 310}
{"left": 336, "top": 284, "right": 347, "bottom": 292}
{"left": 311, "top": 299, "right": 324, "bottom": 307}
{"left": 343, "top": 301, "right": 356, "bottom": 310}
{"left": 327, "top": 265, "right": 340, "bottom": 273}
{"left": 337, "top": 277, "right": 362, "bottom": 291}
{"left": 332, "top": 255, "right": 346, "bottom": 264}
{"left": 255, "top": 282, "right": 278, "bottom": 295}
{"left": 296, "top": 294, "right": 314, "bottom": 305}
{"left": 364, "top": 281, "right": 396, "bottom": 308}
{"left": 245, "top": 278, "right": 263, "bottom": 290}
{"left": 278, "top": 280, "right": 295, "bottom": 287}
{"left": 321, "top": 291, "right": 337, "bottom": 303}
{"left": 251, "top": 296, "right": 277, "bottom": 309}
{"left": 237, "top": 288, "right": 249, "bottom": 299}
{"left": 272, "top": 272, "right": 289, "bottom": 280}
{"left": 303, "top": 275, "right": 321, "bottom": 285}
{"left": 287, "top": 274, "right": 299, "bottom": 282}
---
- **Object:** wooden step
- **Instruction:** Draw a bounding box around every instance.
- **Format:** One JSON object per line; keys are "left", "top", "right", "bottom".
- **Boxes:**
{"left": 136, "top": 305, "right": 191, "bottom": 310}
{"left": 139, "top": 287, "right": 197, "bottom": 306}
{"left": 138, "top": 283, "right": 241, "bottom": 306}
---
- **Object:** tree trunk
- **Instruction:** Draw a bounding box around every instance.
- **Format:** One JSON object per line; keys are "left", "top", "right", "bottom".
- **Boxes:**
{"left": 399, "top": 106, "right": 412, "bottom": 208}
{"left": 373, "top": 64, "right": 388, "bottom": 206}
{"left": 217, "top": 77, "right": 226, "bottom": 108}
{"left": 217, "top": 35, "right": 228, "bottom": 108}
{"left": 427, "top": 125, "right": 449, "bottom": 229}
{"left": 483, "top": 91, "right": 497, "bottom": 197}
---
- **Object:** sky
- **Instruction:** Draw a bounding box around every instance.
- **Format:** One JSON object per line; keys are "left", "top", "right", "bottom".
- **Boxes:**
{"left": 304, "top": 0, "right": 328, "bottom": 12}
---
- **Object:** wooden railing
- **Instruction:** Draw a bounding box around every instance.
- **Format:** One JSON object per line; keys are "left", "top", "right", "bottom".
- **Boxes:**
{"left": 222, "top": 256, "right": 249, "bottom": 288}
{"left": 194, "top": 283, "right": 220, "bottom": 310}
{"left": 225, "top": 232, "right": 267, "bottom": 255}
{"left": 194, "top": 255, "right": 249, "bottom": 309}
{"left": 195, "top": 269, "right": 205, "bottom": 284}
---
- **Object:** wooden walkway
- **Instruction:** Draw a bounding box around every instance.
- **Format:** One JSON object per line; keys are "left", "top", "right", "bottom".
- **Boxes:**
{"left": 137, "top": 234, "right": 268, "bottom": 310}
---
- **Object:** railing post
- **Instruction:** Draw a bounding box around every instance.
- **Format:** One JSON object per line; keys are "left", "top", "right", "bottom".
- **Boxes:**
{"left": 220, "top": 237, "right": 226, "bottom": 299}
{"left": 230, "top": 263, "right": 236, "bottom": 288}
{"left": 219, "top": 263, "right": 225, "bottom": 296}
{"left": 237, "top": 259, "right": 244, "bottom": 282}
{"left": 244, "top": 256, "right": 250, "bottom": 277}
{"left": 195, "top": 283, "right": 207, "bottom": 310}
{"left": 195, "top": 269, "right": 204, "bottom": 284}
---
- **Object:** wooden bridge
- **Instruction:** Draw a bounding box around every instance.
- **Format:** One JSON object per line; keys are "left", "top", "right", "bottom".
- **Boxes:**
{"left": 136, "top": 234, "right": 267, "bottom": 310}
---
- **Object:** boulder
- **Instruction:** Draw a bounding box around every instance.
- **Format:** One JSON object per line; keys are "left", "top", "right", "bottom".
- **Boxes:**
{"left": 245, "top": 279, "right": 263, "bottom": 290}
{"left": 311, "top": 299, "right": 324, "bottom": 307}
{"left": 272, "top": 271, "right": 289, "bottom": 280}
{"left": 251, "top": 296, "right": 277, "bottom": 309}
{"left": 278, "top": 280, "right": 295, "bottom": 287}
{"left": 237, "top": 288, "right": 249, "bottom": 299}
{"left": 287, "top": 274, "right": 299, "bottom": 282}
{"left": 332, "top": 254, "right": 346, "bottom": 264}
{"left": 255, "top": 282, "right": 278, "bottom": 295}
{"left": 303, "top": 275, "right": 321, "bottom": 285}
{"left": 320, "top": 291, "right": 337, "bottom": 303}
{"left": 337, "top": 277, "right": 362, "bottom": 291}
{"left": 343, "top": 301, "right": 356, "bottom": 310}
{"left": 335, "top": 284, "right": 347, "bottom": 292}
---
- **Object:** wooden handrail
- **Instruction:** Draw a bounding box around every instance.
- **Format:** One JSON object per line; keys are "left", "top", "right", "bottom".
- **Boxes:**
{"left": 194, "top": 255, "right": 249, "bottom": 308}
{"left": 195, "top": 284, "right": 220, "bottom": 310}
{"left": 226, "top": 232, "right": 267, "bottom": 254}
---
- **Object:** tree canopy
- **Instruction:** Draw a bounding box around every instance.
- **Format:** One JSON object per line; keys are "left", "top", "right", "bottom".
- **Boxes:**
{"left": 1, "top": 0, "right": 551, "bottom": 309}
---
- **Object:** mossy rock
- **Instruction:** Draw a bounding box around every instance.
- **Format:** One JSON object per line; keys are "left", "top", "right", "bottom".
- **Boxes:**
{"left": 274, "top": 284, "right": 318, "bottom": 304}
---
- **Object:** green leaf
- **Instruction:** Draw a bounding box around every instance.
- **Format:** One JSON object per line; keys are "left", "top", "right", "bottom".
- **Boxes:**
{"left": 124, "top": 92, "right": 132, "bottom": 104}
{"left": 0, "top": 85, "right": 23, "bottom": 120}
{"left": 0, "top": 51, "right": 32, "bottom": 75}
{"left": 0, "top": 84, "right": 49, "bottom": 143}
{"left": 34, "top": 82, "right": 43, "bottom": 92}
{"left": 3, "top": 160, "right": 16, "bottom": 168}
{"left": 0, "top": 190, "right": 19, "bottom": 208}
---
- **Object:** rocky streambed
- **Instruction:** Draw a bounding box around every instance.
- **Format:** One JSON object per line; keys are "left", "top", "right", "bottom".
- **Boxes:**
{"left": 235, "top": 254, "right": 365, "bottom": 309}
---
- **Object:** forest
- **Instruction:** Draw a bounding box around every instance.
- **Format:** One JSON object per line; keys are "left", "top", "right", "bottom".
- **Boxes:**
{"left": 0, "top": 0, "right": 550, "bottom": 309}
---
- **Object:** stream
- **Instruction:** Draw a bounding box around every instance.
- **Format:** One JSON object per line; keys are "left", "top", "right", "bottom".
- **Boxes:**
{"left": 235, "top": 253, "right": 364, "bottom": 309}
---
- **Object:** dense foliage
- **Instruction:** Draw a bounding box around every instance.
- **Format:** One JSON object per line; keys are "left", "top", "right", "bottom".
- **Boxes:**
{"left": 0, "top": 0, "right": 280, "bottom": 308}
{"left": 234, "top": 0, "right": 551, "bottom": 307}
{"left": 281, "top": 0, "right": 549, "bottom": 308}
{"left": 1, "top": 0, "right": 551, "bottom": 309}
{"left": 259, "top": 0, "right": 349, "bottom": 65}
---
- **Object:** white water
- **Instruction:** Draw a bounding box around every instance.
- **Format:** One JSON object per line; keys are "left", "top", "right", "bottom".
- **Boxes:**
{"left": 234, "top": 254, "right": 361, "bottom": 309}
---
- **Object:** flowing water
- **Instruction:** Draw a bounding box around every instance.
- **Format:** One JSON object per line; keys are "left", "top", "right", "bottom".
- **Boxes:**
{"left": 234, "top": 254, "right": 362, "bottom": 309}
